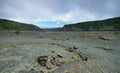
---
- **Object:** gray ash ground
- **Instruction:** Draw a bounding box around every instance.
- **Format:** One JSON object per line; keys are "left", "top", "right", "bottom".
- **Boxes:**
{"left": 0, "top": 31, "right": 120, "bottom": 73}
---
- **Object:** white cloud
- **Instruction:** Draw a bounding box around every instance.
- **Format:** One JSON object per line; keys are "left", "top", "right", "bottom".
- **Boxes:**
{"left": 0, "top": 0, "right": 120, "bottom": 28}
{"left": 50, "top": 8, "right": 97, "bottom": 23}
{"left": 4, "top": 3, "right": 110, "bottom": 26}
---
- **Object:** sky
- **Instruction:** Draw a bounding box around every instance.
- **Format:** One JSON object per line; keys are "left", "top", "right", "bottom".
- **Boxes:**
{"left": 0, "top": 0, "right": 120, "bottom": 28}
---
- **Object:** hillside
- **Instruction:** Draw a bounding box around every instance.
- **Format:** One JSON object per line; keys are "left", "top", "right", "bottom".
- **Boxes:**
{"left": 0, "top": 19, "right": 41, "bottom": 31}
{"left": 63, "top": 17, "right": 120, "bottom": 31}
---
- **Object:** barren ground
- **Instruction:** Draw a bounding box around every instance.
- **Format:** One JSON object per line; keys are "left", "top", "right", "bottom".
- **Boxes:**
{"left": 0, "top": 31, "right": 120, "bottom": 73}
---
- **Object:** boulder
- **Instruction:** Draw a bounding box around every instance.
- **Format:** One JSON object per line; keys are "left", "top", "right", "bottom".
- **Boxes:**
{"left": 37, "top": 56, "right": 48, "bottom": 66}
{"left": 46, "top": 62, "right": 52, "bottom": 69}
{"left": 57, "top": 54, "right": 63, "bottom": 58}
{"left": 75, "top": 49, "right": 88, "bottom": 61}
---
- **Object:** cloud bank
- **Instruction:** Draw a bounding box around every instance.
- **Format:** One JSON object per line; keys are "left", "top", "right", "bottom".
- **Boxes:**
{"left": 0, "top": 0, "right": 120, "bottom": 28}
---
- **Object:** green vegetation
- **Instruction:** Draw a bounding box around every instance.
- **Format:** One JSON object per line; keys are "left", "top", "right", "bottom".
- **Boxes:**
{"left": 97, "top": 46, "right": 112, "bottom": 51}
{"left": 14, "top": 30, "right": 20, "bottom": 36}
{"left": 63, "top": 17, "right": 120, "bottom": 31}
{"left": 62, "top": 59, "right": 69, "bottom": 63}
{"left": 114, "top": 32, "right": 119, "bottom": 35}
{"left": 73, "top": 57, "right": 80, "bottom": 61}
{"left": 0, "top": 18, "right": 41, "bottom": 31}
{"left": 104, "top": 46, "right": 110, "bottom": 50}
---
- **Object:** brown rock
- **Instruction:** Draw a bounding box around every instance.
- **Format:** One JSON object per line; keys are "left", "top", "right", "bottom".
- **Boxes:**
{"left": 46, "top": 62, "right": 52, "bottom": 69}
{"left": 50, "top": 58, "right": 56, "bottom": 65}
{"left": 55, "top": 61, "right": 61, "bottom": 66}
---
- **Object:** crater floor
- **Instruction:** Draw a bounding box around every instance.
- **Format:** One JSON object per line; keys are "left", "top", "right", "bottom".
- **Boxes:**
{"left": 0, "top": 31, "right": 120, "bottom": 73}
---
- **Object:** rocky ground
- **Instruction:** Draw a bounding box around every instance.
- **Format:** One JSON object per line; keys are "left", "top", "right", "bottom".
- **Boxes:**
{"left": 0, "top": 31, "right": 120, "bottom": 73}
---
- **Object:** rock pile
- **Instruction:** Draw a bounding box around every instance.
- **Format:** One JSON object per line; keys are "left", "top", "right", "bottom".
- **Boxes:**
{"left": 98, "top": 35, "right": 112, "bottom": 41}
{"left": 37, "top": 55, "right": 61, "bottom": 69}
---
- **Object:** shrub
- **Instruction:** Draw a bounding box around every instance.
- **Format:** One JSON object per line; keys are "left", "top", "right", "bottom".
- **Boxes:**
{"left": 74, "top": 57, "right": 80, "bottom": 61}
{"left": 14, "top": 30, "right": 20, "bottom": 36}
{"left": 104, "top": 46, "right": 110, "bottom": 50}
{"left": 62, "top": 59, "right": 69, "bottom": 64}
{"left": 114, "top": 32, "right": 119, "bottom": 35}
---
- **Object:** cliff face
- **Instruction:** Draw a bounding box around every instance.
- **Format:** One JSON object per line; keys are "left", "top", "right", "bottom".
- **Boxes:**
{"left": 0, "top": 19, "right": 41, "bottom": 31}
{"left": 63, "top": 17, "right": 120, "bottom": 31}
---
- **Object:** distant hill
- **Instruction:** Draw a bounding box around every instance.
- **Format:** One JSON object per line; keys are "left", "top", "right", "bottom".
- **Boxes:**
{"left": 63, "top": 17, "right": 120, "bottom": 31}
{"left": 0, "top": 19, "right": 41, "bottom": 31}
{"left": 43, "top": 28, "right": 63, "bottom": 31}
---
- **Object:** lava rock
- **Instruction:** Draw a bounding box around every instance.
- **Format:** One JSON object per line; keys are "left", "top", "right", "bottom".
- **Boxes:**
{"left": 46, "top": 62, "right": 52, "bottom": 69}
{"left": 75, "top": 49, "right": 88, "bottom": 61}
{"left": 73, "top": 46, "right": 78, "bottom": 49}
{"left": 37, "top": 56, "right": 48, "bottom": 66}
{"left": 57, "top": 54, "right": 63, "bottom": 58}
